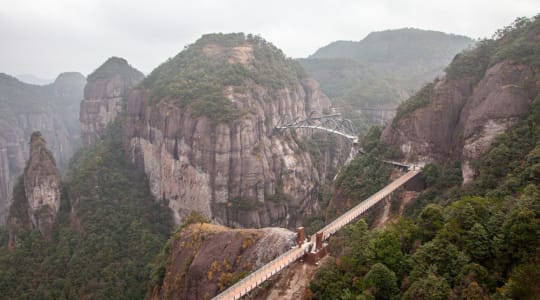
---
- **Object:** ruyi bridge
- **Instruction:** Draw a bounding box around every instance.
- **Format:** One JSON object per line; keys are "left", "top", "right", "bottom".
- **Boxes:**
{"left": 274, "top": 111, "right": 359, "bottom": 144}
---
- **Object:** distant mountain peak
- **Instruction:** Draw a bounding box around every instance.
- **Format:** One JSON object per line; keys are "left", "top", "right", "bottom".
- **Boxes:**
{"left": 87, "top": 56, "right": 144, "bottom": 82}
{"left": 309, "top": 28, "right": 474, "bottom": 61}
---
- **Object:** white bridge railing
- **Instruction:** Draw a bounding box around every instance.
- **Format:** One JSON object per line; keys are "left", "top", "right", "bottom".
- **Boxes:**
{"left": 212, "top": 168, "right": 421, "bottom": 300}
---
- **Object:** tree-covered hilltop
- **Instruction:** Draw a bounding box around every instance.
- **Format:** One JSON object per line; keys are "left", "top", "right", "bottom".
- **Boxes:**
{"left": 446, "top": 16, "right": 540, "bottom": 81}
{"left": 309, "top": 28, "right": 472, "bottom": 63}
{"left": 395, "top": 16, "right": 540, "bottom": 123}
{"left": 0, "top": 124, "right": 172, "bottom": 299}
{"left": 143, "top": 33, "right": 307, "bottom": 122}
{"left": 299, "top": 28, "right": 473, "bottom": 133}
{"left": 311, "top": 96, "right": 540, "bottom": 299}
{"left": 309, "top": 17, "right": 540, "bottom": 299}
{"left": 87, "top": 56, "right": 144, "bottom": 82}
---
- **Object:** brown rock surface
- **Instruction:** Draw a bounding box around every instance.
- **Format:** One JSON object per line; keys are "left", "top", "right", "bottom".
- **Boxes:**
{"left": 382, "top": 60, "right": 540, "bottom": 182}
{"left": 152, "top": 223, "right": 295, "bottom": 300}
{"left": 123, "top": 35, "right": 338, "bottom": 228}
{"left": 7, "top": 132, "right": 61, "bottom": 249}
{"left": 80, "top": 57, "right": 144, "bottom": 146}
{"left": 0, "top": 72, "right": 84, "bottom": 223}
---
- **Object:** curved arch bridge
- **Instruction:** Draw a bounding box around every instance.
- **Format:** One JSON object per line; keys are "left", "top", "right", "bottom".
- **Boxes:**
{"left": 274, "top": 111, "right": 359, "bottom": 144}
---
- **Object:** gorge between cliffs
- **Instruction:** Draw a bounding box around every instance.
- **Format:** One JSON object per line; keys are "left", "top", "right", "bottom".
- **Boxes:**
{"left": 1, "top": 14, "right": 540, "bottom": 300}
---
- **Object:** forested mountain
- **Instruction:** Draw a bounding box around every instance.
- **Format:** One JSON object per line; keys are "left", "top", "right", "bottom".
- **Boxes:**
{"left": 298, "top": 28, "right": 473, "bottom": 131}
{"left": 0, "top": 14, "right": 538, "bottom": 300}
{"left": 0, "top": 125, "right": 172, "bottom": 298}
{"left": 309, "top": 15, "right": 540, "bottom": 299}
{"left": 123, "top": 33, "right": 347, "bottom": 228}
{"left": 0, "top": 72, "right": 85, "bottom": 224}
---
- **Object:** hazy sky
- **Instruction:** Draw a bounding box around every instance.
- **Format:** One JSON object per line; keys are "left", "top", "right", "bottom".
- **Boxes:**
{"left": 1, "top": 0, "right": 539, "bottom": 79}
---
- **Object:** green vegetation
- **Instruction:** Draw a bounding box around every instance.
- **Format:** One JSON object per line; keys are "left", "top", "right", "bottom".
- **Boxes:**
{"left": 309, "top": 82, "right": 540, "bottom": 300}
{"left": 0, "top": 72, "right": 85, "bottom": 168}
{"left": 0, "top": 124, "right": 172, "bottom": 299}
{"left": 0, "top": 73, "right": 51, "bottom": 121}
{"left": 447, "top": 15, "right": 540, "bottom": 81}
{"left": 150, "top": 211, "right": 208, "bottom": 288}
{"left": 143, "top": 33, "right": 304, "bottom": 123}
{"left": 325, "top": 126, "right": 396, "bottom": 219}
{"left": 299, "top": 28, "right": 472, "bottom": 134}
{"left": 393, "top": 15, "right": 540, "bottom": 126}
{"left": 309, "top": 28, "right": 473, "bottom": 63}
{"left": 311, "top": 20, "right": 540, "bottom": 296}
{"left": 228, "top": 196, "right": 263, "bottom": 211}
{"left": 87, "top": 56, "right": 144, "bottom": 82}
{"left": 393, "top": 82, "right": 435, "bottom": 124}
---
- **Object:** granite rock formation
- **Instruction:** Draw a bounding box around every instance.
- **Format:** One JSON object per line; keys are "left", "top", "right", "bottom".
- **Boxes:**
{"left": 7, "top": 132, "right": 61, "bottom": 249}
{"left": 80, "top": 57, "right": 144, "bottom": 146}
{"left": 123, "top": 33, "right": 335, "bottom": 228}
{"left": 382, "top": 60, "right": 540, "bottom": 183}
{"left": 151, "top": 222, "right": 295, "bottom": 300}
{"left": 0, "top": 72, "right": 84, "bottom": 223}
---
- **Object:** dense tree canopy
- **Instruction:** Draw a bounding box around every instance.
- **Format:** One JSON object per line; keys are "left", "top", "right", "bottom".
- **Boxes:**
{"left": 0, "top": 125, "right": 172, "bottom": 298}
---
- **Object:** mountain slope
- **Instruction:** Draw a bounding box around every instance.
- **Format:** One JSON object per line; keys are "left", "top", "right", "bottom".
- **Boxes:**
{"left": 0, "top": 125, "right": 172, "bottom": 299}
{"left": 0, "top": 72, "right": 85, "bottom": 223}
{"left": 299, "top": 28, "right": 473, "bottom": 130}
{"left": 123, "top": 33, "right": 343, "bottom": 228}
{"left": 80, "top": 57, "right": 144, "bottom": 146}
{"left": 309, "top": 16, "right": 540, "bottom": 300}
{"left": 310, "top": 28, "right": 472, "bottom": 63}
{"left": 383, "top": 16, "right": 540, "bottom": 183}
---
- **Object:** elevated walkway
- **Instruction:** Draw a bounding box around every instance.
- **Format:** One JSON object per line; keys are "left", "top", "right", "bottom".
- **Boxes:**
{"left": 212, "top": 168, "right": 421, "bottom": 300}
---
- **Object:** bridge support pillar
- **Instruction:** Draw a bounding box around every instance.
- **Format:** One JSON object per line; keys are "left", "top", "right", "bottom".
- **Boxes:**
{"left": 296, "top": 227, "right": 305, "bottom": 246}
{"left": 315, "top": 232, "right": 323, "bottom": 250}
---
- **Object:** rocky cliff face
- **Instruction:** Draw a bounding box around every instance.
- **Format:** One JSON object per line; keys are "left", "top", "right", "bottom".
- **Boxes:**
{"left": 80, "top": 57, "right": 144, "bottom": 146}
{"left": 7, "top": 132, "right": 61, "bottom": 248}
{"left": 123, "top": 33, "right": 333, "bottom": 228}
{"left": 152, "top": 222, "right": 295, "bottom": 300}
{"left": 382, "top": 59, "right": 540, "bottom": 182}
{"left": 0, "top": 72, "right": 85, "bottom": 223}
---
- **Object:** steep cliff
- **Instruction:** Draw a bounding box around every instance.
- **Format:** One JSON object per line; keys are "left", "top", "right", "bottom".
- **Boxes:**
{"left": 382, "top": 17, "right": 540, "bottom": 183}
{"left": 0, "top": 126, "right": 172, "bottom": 298}
{"left": 7, "top": 132, "right": 61, "bottom": 248}
{"left": 123, "top": 33, "right": 333, "bottom": 227}
{"left": 80, "top": 57, "right": 144, "bottom": 146}
{"left": 0, "top": 72, "right": 85, "bottom": 223}
{"left": 151, "top": 221, "right": 295, "bottom": 299}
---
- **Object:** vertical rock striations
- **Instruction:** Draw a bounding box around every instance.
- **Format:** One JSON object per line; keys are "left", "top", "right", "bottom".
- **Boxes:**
{"left": 80, "top": 57, "right": 144, "bottom": 146}
{"left": 123, "top": 33, "right": 333, "bottom": 228}
{"left": 8, "top": 132, "right": 61, "bottom": 249}
{"left": 383, "top": 35, "right": 540, "bottom": 183}
{"left": 0, "top": 72, "right": 84, "bottom": 223}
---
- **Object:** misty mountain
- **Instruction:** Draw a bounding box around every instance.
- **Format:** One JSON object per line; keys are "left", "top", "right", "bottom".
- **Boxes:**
{"left": 15, "top": 74, "right": 54, "bottom": 86}
{"left": 298, "top": 28, "right": 474, "bottom": 129}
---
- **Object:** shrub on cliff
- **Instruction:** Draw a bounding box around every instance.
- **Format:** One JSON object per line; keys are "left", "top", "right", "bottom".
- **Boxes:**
{"left": 143, "top": 33, "right": 305, "bottom": 123}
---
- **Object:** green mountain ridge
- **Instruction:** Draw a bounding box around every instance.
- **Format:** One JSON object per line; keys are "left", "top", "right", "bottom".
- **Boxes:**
{"left": 310, "top": 28, "right": 473, "bottom": 62}
{"left": 309, "top": 15, "right": 540, "bottom": 300}
{"left": 299, "top": 28, "right": 473, "bottom": 133}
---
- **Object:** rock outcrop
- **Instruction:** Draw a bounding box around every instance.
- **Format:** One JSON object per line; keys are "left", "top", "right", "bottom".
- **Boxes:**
{"left": 123, "top": 33, "right": 334, "bottom": 228}
{"left": 0, "top": 72, "right": 84, "bottom": 223}
{"left": 382, "top": 59, "right": 540, "bottom": 182}
{"left": 7, "top": 132, "right": 61, "bottom": 248}
{"left": 152, "top": 222, "right": 295, "bottom": 300}
{"left": 80, "top": 57, "right": 144, "bottom": 146}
